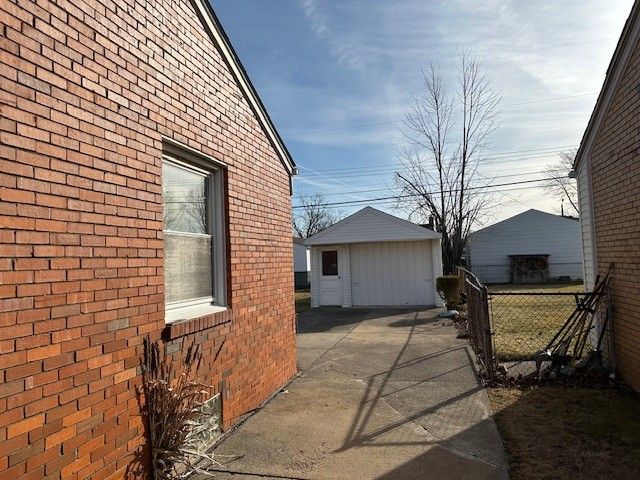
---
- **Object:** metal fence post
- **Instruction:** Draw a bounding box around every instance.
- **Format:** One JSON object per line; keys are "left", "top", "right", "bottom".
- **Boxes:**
{"left": 480, "top": 285, "right": 495, "bottom": 381}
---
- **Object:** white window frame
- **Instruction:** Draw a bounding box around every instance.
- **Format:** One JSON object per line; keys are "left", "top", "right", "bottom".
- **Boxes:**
{"left": 162, "top": 147, "right": 227, "bottom": 324}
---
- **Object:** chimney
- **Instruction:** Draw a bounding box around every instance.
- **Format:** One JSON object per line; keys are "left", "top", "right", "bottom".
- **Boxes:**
{"left": 421, "top": 216, "right": 435, "bottom": 230}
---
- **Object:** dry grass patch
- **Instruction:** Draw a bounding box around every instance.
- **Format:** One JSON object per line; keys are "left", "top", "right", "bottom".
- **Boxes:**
{"left": 489, "top": 386, "right": 640, "bottom": 480}
{"left": 295, "top": 290, "right": 311, "bottom": 313}
{"left": 488, "top": 283, "right": 584, "bottom": 361}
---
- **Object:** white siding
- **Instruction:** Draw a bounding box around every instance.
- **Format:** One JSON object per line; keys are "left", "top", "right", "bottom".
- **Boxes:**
{"left": 468, "top": 210, "right": 583, "bottom": 283}
{"left": 350, "top": 241, "right": 435, "bottom": 306}
{"left": 431, "top": 240, "right": 445, "bottom": 307}
{"left": 309, "top": 248, "right": 320, "bottom": 308}
{"left": 339, "top": 246, "right": 352, "bottom": 307}
{"left": 307, "top": 208, "right": 443, "bottom": 308}
{"left": 294, "top": 243, "right": 310, "bottom": 273}
{"left": 577, "top": 160, "right": 596, "bottom": 290}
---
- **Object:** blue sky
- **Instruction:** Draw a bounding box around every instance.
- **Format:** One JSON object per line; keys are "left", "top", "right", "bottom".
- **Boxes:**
{"left": 212, "top": 0, "right": 634, "bottom": 225}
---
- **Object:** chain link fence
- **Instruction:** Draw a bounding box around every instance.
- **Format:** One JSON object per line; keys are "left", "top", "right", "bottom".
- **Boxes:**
{"left": 490, "top": 289, "right": 591, "bottom": 378}
{"left": 458, "top": 268, "right": 614, "bottom": 382}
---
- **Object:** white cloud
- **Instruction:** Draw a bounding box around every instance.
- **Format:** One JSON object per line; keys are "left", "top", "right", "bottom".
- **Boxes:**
{"left": 287, "top": 0, "right": 634, "bottom": 221}
{"left": 299, "top": 0, "right": 327, "bottom": 35}
{"left": 298, "top": 0, "right": 365, "bottom": 71}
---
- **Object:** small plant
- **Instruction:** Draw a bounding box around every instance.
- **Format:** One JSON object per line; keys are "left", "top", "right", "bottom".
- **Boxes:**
{"left": 436, "top": 275, "right": 461, "bottom": 310}
{"left": 142, "top": 337, "right": 220, "bottom": 479}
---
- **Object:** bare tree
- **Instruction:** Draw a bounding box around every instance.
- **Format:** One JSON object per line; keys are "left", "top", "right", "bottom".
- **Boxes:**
{"left": 293, "top": 193, "right": 342, "bottom": 238}
{"left": 163, "top": 188, "right": 207, "bottom": 233}
{"left": 184, "top": 188, "right": 208, "bottom": 233}
{"left": 395, "top": 53, "right": 500, "bottom": 274}
{"left": 544, "top": 150, "right": 579, "bottom": 216}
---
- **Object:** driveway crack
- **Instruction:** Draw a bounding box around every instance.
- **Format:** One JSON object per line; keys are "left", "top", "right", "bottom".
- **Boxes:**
{"left": 204, "top": 468, "right": 310, "bottom": 479}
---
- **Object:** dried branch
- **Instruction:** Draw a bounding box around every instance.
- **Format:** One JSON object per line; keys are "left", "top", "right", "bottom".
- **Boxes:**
{"left": 142, "top": 337, "right": 224, "bottom": 479}
{"left": 293, "top": 193, "right": 343, "bottom": 238}
{"left": 544, "top": 150, "right": 579, "bottom": 216}
{"left": 395, "top": 52, "right": 500, "bottom": 273}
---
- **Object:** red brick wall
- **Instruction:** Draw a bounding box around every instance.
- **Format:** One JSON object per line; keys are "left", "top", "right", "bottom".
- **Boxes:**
{"left": 0, "top": 0, "right": 297, "bottom": 478}
{"left": 589, "top": 33, "right": 640, "bottom": 390}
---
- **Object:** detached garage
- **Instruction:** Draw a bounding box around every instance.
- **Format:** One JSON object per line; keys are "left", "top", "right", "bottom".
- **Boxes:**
{"left": 468, "top": 209, "right": 583, "bottom": 284}
{"left": 305, "top": 207, "right": 444, "bottom": 308}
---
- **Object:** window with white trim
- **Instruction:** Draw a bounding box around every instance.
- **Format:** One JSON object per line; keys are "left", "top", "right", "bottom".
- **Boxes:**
{"left": 162, "top": 153, "right": 226, "bottom": 323}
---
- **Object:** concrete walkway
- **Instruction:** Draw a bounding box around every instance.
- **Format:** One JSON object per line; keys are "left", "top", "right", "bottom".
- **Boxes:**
{"left": 211, "top": 307, "right": 508, "bottom": 479}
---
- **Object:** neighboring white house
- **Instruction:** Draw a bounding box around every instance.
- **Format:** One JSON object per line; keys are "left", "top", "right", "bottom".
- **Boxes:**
{"left": 293, "top": 237, "right": 311, "bottom": 289}
{"left": 305, "top": 207, "right": 444, "bottom": 307}
{"left": 468, "top": 209, "right": 583, "bottom": 284}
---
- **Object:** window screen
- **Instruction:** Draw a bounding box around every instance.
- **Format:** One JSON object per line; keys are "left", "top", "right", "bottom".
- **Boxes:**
{"left": 321, "top": 250, "right": 338, "bottom": 276}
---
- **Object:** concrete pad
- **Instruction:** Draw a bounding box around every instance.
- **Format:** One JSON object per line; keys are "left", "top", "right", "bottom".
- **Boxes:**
{"left": 208, "top": 308, "right": 508, "bottom": 480}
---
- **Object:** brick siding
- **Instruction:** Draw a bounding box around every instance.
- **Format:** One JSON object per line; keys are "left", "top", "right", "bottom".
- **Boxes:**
{"left": 0, "top": 1, "right": 297, "bottom": 478}
{"left": 589, "top": 33, "right": 640, "bottom": 390}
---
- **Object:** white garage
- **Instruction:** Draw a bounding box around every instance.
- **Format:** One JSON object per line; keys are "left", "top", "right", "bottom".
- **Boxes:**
{"left": 468, "top": 209, "right": 583, "bottom": 284}
{"left": 305, "top": 207, "right": 444, "bottom": 308}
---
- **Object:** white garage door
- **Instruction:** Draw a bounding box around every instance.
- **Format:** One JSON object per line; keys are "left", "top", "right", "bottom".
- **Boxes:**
{"left": 350, "top": 241, "right": 434, "bottom": 306}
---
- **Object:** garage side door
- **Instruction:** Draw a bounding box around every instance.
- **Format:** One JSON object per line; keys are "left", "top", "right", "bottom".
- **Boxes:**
{"left": 350, "top": 241, "right": 434, "bottom": 306}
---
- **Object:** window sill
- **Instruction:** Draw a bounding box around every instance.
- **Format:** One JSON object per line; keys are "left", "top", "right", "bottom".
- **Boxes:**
{"left": 163, "top": 305, "right": 233, "bottom": 341}
{"left": 166, "top": 304, "right": 227, "bottom": 324}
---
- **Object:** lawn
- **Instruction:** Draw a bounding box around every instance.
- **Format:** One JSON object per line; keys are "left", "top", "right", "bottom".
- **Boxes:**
{"left": 295, "top": 290, "right": 311, "bottom": 313}
{"left": 489, "top": 386, "right": 640, "bottom": 480}
{"left": 488, "top": 283, "right": 585, "bottom": 361}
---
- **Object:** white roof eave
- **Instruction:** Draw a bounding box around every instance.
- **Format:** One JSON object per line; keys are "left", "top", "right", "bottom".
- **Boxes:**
{"left": 304, "top": 207, "right": 441, "bottom": 246}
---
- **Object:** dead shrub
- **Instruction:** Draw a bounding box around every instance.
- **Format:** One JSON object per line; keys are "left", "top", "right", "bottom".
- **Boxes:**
{"left": 142, "top": 337, "right": 220, "bottom": 479}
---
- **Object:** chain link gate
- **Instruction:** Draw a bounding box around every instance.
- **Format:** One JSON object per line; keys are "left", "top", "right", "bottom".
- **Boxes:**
{"left": 458, "top": 267, "right": 496, "bottom": 380}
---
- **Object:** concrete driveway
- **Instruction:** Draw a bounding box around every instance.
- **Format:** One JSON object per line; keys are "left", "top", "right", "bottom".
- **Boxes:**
{"left": 211, "top": 307, "right": 508, "bottom": 479}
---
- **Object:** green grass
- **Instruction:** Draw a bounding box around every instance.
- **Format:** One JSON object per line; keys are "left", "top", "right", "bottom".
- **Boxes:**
{"left": 295, "top": 290, "right": 311, "bottom": 313}
{"left": 489, "top": 386, "right": 640, "bottom": 480}
{"left": 488, "top": 284, "right": 585, "bottom": 361}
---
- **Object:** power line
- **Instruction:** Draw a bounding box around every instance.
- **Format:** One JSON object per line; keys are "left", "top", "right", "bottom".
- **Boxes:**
{"left": 307, "top": 182, "right": 559, "bottom": 210}
{"left": 295, "top": 167, "right": 566, "bottom": 197}
{"left": 298, "top": 147, "right": 576, "bottom": 179}
{"left": 292, "top": 177, "right": 555, "bottom": 209}
{"left": 296, "top": 153, "right": 568, "bottom": 180}
{"left": 289, "top": 93, "right": 597, "bottom": 137}
{"left": 301, "top": 144, "right": 578, "bottom": 172}
{"left": 501, "top": 92, "right": 597, "bottom": 107}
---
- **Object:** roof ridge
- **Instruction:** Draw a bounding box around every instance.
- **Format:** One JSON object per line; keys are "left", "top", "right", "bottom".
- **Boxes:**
{"left": 472, "top": 209, "right": 579, "bottom": 234}
{"left": 305, "top": 206, "right": 440, "bottom": 245}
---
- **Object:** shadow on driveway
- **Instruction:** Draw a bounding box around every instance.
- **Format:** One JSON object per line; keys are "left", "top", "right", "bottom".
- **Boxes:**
{"left": 295, "top": 306, "right": 438, "bottom": 333}
{"left": 210, "top": 307, "right": 508, "bottom": 480}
